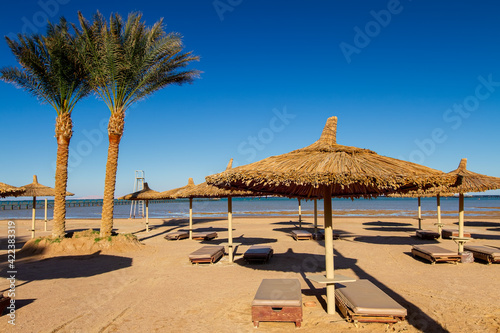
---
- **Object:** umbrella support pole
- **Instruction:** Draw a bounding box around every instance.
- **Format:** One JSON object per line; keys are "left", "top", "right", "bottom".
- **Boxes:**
{"left": 31, "top": 196, "right": 36, "bottom": 239}
{"left": 189, "top": 198, "right": 193, "bottom": 240}
{"left": 44, "top": 198, "right": 48, "bottom": 232}
{"left": 323, "top": 190, "right": 335, "bottom": 315}
{"left": 298, "top": 199, "right": 302, "bottom": 229}
{"left": 228, "top": 197, "right": 233, "bottom": 263}
{"left": 145, "top": 200, "right": 149, "bottom": 232}
{"left": 434, "top": 195, "right": 443, "bottom": 238}
{"left": 313, "top": 199, "right": 318, "bottom": 238}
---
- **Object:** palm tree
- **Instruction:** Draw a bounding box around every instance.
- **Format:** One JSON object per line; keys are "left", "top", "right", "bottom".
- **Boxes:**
{"left": 1, "top": 18, "right": 92, "bottom": 238}
{"left": 77, "top": 12, "right": 200, "bottom": 237}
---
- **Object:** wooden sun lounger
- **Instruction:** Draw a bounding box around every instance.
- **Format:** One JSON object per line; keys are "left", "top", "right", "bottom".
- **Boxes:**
{"left": 252, "top": 279, "right": 302, "bottom": 328}
{"left": 291, "top": 229, "right": 313, "bottom": 241}
{"left": 464, "top": 245, "right": 500, "bottom": 264}
{"left": 188, "top": 245, "right": 224, "bottom": 264}
{"left": 164, "top": 230, "right": 189, "bottom": 240}
{"left": 411, "top": 244, "right": 461, "bottom": 264}
{"left": 316, "top": 229, "right": 340, "bottom": 240}
{"left": 243, "top": 245, "right": 273, "bottom": 263}
{"left": 415, "top": 229, "right": 439, "bottom": 240}
{"left": 191, "top": 231, "right": 218, "bottom": 240}
{"left": 335, "top": 280, "right": 406, "bottom": 326}
{"left": 442, "top": 229, "right": 472, "bottom": 239}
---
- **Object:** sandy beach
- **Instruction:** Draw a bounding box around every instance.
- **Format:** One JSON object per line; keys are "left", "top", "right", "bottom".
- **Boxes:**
{"left": 0, "top": 214, "right": 499, "bottom": 333}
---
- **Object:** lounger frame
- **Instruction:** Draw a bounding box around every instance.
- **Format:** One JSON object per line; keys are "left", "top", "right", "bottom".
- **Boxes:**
{"left": 411, "top": 248, "right": 461, "bottom": 264}
{"left": 291, "top": 230, "right": 313, "bottom": 241}
{"left": 189, "top": 246, "right": 224, "bottom": 265}
{"left": 191, "top": 232, "right": 218, "bottom": 241}
{"left": 415, "top": 230, "right": 439, "bottom": 240}
{"left": 164, "top": 232, "right": 189, "bottom": 241}
{"left": 334, "top": 293, "right": 405, "bottom": 326}
{"left": 243, "top": 246, "right": 273, "bottom": 264}
{"left": 464, "top": 246, "right": 500, "bottom": 265}
{"left": 252, "top": 306, "right": 302, "bottom": 328}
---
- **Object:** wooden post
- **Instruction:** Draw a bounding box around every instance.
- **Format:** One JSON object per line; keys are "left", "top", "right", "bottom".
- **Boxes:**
{"left": 189, "top": 198, "right": 193, "bottom": 240}
{"left": 298, "top": 198, "right": 302, "bottom": 229}
{"left": 44, "top": 198, "right": 48, "bottom": 232}
{"left": 323, "top": 188, "right": 335, "bottom": 315}
{"left": 458, "top": 193, "right": 464, "bottom": 252}
{"left": 436, "top": 195, "right": 442, "bottom": 238}
{"left": 145, "top": 200, "right": 149, "bottom": 232}
{"left": 31, "top": 196, "right": 36, "bottom": 239}
{"left": 228, "top": 196, "right": 233, "bottom": 263}
{"left": 313, "top": 199, "right": 318, "bottom": 236}
{"left": 417, "top": 197, "right": 422, "bottom": 229}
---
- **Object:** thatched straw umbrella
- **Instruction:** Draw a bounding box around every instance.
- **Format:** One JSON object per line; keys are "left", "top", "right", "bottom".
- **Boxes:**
{"left": 438, "top": 158, "right": 500, "bottom": 252}
{"left": 170, "top": 159, "right": 260, "bottom": 262}
{"left": 118, "top": 182, "right": 165, "bottom": 232}
{"left": 20, "top": 175, "right": 74, "bottom": 238}
{"left": 0, "top": 182, "right": 25, "bottom": 198}
{"left": 207, "top": 116, "right": 454, "bottom": 314}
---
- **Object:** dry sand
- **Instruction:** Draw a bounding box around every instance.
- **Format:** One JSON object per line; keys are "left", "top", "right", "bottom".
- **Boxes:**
{"left": 0, "top": 214, "right": 499, "bottom": 333}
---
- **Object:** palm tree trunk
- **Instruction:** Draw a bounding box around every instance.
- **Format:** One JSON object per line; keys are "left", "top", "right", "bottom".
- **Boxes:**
{"left": 100, "top": 110, "right": 125, "bottom": 237}
{"left": 53, "top": 113, "right": 72, "bottom": 238}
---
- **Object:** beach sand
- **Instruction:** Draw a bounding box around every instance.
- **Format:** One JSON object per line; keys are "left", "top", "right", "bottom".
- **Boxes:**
{"left": 0, "top": 215, "right": 499, "bottom": 332}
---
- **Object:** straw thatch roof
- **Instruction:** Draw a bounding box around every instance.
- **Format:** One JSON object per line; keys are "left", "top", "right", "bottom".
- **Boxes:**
{"left": 155, "top": 178, "right": 196, "bottom": 199}
{"left": 442, "top": 158, "right": 500, "bottom": 194}
{"left": 118, "top": 182, "right": 164, "bottom": 200}
{"left": 0, "top": 182, "right": 25, "bottom": 198}
{"left": 20, "top": 175, "right": 74, "bottom": 197}
{"left": 171, "top": 159, "right": 261, "bottom": 199}
{"left": 206, "top": 116, "right": 455, "bottom": 199}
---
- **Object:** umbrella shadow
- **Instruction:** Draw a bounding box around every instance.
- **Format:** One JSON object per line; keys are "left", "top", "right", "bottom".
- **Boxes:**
{"left": 364, "top": 227, "right": 418, "bottom": 233}
{"left": 1, "top": 251, "right": 132, "bottom": 291}
{"left": 486, "top": 227, "right": 500, "bottom": 232}
{"left": 469, "top": 233, "right": 500, "bottom": 240}
{"left": 352, "top": 235, "right": 438, "bottom": 246}
{"left": 271, "top": 220, "right": 313, "bottom": 226}
{"left": 363, "top": 221, "right": 413, "bottom": 227}
{"left": 167, "top": 217, "right": 226, "bottom": 226}
{"left": 1, "top": 299, "right": 36, "bottom": 315}
{"left": 461, "top": 221, "right": 500, "bottom": 227}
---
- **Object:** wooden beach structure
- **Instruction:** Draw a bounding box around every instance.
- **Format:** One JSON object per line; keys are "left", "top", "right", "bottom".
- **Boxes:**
{"left": 207, "top": 116, "right": 454, "bottom": 315}
{"left": 0, "top": 182, "right": 25, "bottom": 198}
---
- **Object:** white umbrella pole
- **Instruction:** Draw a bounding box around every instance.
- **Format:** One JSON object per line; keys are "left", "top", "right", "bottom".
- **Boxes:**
{"left": 323, "top": 189, "right": 335, "bottom": 314}
{"left": 298, "top": 198, "right": 302, "bottom": 228}
{"left": 313, "top": 199, "right": 318, "bottom": 236}
{"left": 189, "top": 198, "right": 193, "bottom": 240}
{"left": 228, "top": 196, "right": 233, "bottom": 263}
{"left": 31, "top": 196, "right": 36, "bottom": 239}
{"left": 417, "top": 197, "right": 422, "bottom": 229}
{"left": 458, "top": 193, "right": 465, "bottom": 252}
{"left": 145, "top": 200, "right": 149, "bottom": 232}
{"left": 44, "top": 198, "right": 48, "bottom": 232}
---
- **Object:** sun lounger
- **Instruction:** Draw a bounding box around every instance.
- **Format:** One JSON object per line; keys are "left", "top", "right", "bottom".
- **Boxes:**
{"left": 442, "top": 229, "right": 471, "bottom": 239}
{"left": 415, "top": 229, "right": 439, "bottom": 240}
{"left": 317, "top": 229, "right": 340, "bottom": 240}
{"left": 188, "top": 245, "right": 224, "bottom": 264}
{"left": 252, "top": 279, "right": 302, "bottom": 328}
{"left": 464, "top": 245, "right": 500, "bottom": 264}
{"left": 291, "top": 229, "right": 313, "bottom": 241}
{"left": 244, "top": 245, "right": 273, "bottom": 263}
{"left": 164, "top": 230, "right": 189, "bottom": 240}
{"left": 335, "top": 279, "right": 406, "bottom": 326}
{"left": 411, "top": 244, "right": 461, "bottom": 264}
{"left": 191, "top": 231, "right": 218, "bottom": 240}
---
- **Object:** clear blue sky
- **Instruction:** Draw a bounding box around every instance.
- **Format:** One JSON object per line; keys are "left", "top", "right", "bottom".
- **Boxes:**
{"left": 1, "top": 0, "right": 499, "bottom": 197}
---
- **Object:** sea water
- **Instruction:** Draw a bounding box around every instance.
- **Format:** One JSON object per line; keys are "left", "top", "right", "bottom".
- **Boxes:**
{"left": 1, "top": 196, "right": 499, "bottom": 220}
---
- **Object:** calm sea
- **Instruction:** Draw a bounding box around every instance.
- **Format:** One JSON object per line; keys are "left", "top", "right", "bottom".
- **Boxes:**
{"left": 1, "top": 196, "right": 499, "bottom": 220}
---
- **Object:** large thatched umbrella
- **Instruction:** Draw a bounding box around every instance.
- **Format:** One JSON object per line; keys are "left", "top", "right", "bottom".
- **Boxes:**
{"left": 20, "top": 175, "right": 74, "bottom": 238}
{"left": 0, "top": 182, "right": 25, "bottom": 198}
{"left": 118, "top": 182, "right": 165, "bottom": 232}
{"left": 169, "top": 159, "right": 260, "bottom": 262}
{"left": 207, "top": 116, "right": 454, "bottom": 314}
{"left": 436, "top": 158, "right": 500, "bottom": 252}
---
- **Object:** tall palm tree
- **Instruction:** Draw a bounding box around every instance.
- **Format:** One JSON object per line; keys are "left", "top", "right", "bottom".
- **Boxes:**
{"left": 1, "top": 18, "right": 92, "bottom": 238}
{"left": 77, "top": 12, "right": 200, "bottom": 237}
